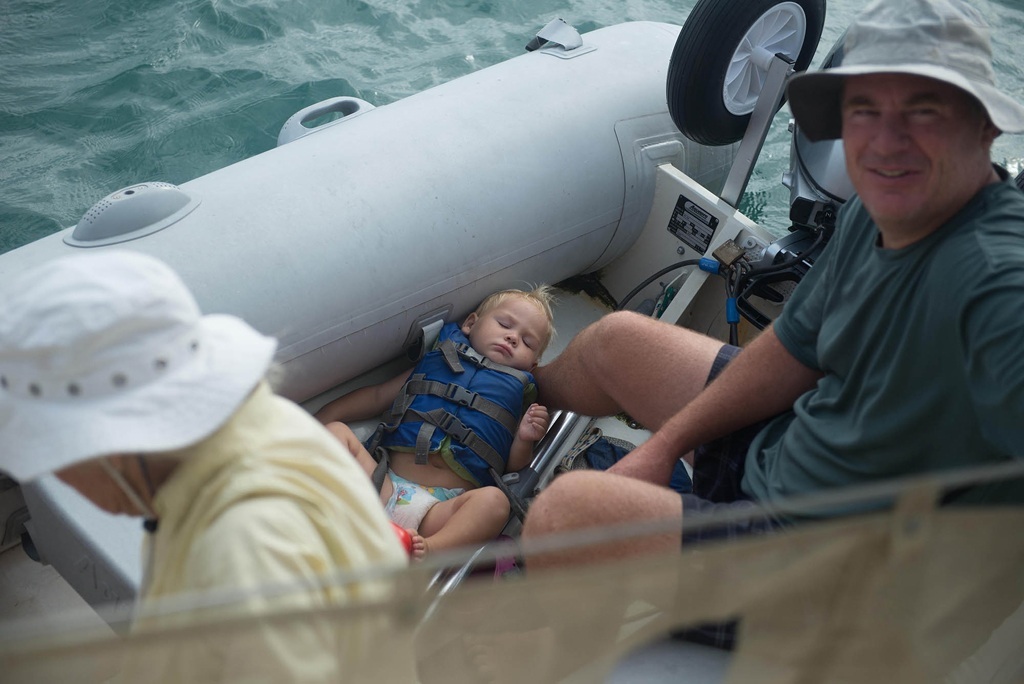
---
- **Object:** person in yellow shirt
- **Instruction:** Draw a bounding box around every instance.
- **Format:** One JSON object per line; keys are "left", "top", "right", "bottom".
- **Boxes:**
{"left": 0, "top": 250, "right": 412, "bottom": 682}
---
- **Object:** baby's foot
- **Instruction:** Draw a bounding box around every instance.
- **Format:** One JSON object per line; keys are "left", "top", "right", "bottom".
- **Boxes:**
{"left": 410, "top": 531, "right": 428, "bottom": 561}
{"left": 389, "top": 522, "right": 414, "bottom": 557}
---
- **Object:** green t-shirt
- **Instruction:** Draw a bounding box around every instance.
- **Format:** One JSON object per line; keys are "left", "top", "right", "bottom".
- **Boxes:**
{"left": 742, "top": 175, "right": 1024, "bottom": 512}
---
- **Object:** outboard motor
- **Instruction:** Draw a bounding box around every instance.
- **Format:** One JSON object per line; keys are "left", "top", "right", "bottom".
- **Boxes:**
{"left": 736, "top": 33, "right": 854, "bottom": 329}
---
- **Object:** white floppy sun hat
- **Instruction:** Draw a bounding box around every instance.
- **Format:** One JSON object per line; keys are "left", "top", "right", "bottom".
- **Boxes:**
{"left": 787, "top": 0, "right": 1024, "bottom": 141}
{"left": 0, "top": 250, "right": 277, "bottom": 482}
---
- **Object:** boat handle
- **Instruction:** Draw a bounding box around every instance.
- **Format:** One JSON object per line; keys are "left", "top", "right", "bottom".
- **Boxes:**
{"left": 276, "top": 96, "right": 376, "bottom": 146}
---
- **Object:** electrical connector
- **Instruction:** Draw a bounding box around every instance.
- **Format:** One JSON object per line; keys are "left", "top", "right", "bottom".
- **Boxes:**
{"left": 698, "top": 257, "right": 720, "bottom": 274}
{"left": 712, "top": 239, "right": 746, "bottom": 268}
{"left": 726, "top": 297, "right": 739, "bottom": 324}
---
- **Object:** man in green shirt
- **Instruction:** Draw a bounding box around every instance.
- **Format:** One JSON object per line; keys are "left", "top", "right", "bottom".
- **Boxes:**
{"left": 523, "top": 0, "right": 1024, "bottom": 565}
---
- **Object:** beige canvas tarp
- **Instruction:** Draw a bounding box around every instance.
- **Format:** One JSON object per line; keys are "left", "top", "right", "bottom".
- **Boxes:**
{"left": 2, "top": 469, "right": 1022, "bottom": 683}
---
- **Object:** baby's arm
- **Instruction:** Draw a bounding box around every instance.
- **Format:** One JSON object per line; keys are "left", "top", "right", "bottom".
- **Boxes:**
{"left": 507, "top": 403, "right": 549, "bottom": 472}
{"left": 314, "top": 369, "right": 412, "bottom": 424}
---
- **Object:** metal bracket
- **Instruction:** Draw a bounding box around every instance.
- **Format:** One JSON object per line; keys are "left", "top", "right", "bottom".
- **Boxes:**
{"left": 720, "top": 53, "right": 795, "bottom": 208}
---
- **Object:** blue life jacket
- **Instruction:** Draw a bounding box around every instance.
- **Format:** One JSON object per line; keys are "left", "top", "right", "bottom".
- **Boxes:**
{"left": 374, "top": 323, "right": 536, "bottom": 487}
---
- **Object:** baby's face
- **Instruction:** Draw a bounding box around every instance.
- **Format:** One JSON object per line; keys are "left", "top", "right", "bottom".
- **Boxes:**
{"left": 461, "top": 298, "right": 549, "bottom": 371}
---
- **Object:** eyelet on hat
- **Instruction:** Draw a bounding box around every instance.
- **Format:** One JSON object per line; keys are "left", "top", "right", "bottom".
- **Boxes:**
{"left": 0, "top": 329, "right": 205, "bottom": 403}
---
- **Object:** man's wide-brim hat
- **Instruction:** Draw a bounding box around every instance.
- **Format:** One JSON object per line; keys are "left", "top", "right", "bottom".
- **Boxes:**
{"left": 0, "top": 251, "right": 277, "bottom": 482}
{"left": 787, "top": 0, "right": 1024, "bottom": 141}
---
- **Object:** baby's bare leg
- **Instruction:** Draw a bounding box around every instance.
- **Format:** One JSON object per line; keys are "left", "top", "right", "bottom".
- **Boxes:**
{"left": 417, "top": 486, "right": 511, "bottom": 556}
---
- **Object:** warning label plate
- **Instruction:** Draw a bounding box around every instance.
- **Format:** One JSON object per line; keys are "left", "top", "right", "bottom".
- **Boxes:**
{"left": 667, "top": 194, "right": 719, "bottom": 254}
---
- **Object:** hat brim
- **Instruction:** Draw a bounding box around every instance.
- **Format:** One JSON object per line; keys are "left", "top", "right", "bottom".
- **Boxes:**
{"left": 0, "top": 314, "right": 277, "bottom": 482}
{"left": 787, "top": 63, "right": 1024, "bottom": 141}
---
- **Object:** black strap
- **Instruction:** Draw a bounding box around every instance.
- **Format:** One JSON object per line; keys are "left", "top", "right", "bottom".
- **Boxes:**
{"left": 362, "top": 425, "right": 390, "bottom": 493}
{"left": 370, "top": 447, "right": 390, "bottom": 492}
{"left": 489, "top": 467, "right": 529, "bottom": 522}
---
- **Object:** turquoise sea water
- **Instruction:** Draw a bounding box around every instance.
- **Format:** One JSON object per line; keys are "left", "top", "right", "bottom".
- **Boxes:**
{"left": 2, "top": 0, "right": 1023, "bottom": 255}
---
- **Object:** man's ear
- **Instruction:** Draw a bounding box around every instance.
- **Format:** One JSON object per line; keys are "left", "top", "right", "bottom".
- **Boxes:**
{"left": 461, "top": 312, "right": 478, "bottom": 336}
{"left": 982, "top": 120, "right": 1001, "bottom": 146}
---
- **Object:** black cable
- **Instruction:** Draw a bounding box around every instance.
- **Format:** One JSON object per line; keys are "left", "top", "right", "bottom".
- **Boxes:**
{"left": 724, "top": 263, "right": 742, "bottom": 346}
{"left": 735, "top": 228, "right": 828, "bottom": 308}
{"left": 743, "top": 228, "right": 827, "bottom": 281}
{"left": 616, "top": 259, "right": 702, "bottom": 311}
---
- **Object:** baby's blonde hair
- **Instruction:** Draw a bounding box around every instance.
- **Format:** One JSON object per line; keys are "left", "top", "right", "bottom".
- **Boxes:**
{"left": 475, "top": 284, "right": 557, "bottom": 355}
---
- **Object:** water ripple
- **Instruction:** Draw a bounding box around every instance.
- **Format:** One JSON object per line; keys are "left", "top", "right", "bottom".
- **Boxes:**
{"left": 2, "top": 0, "right": 1024, "bottom": 253}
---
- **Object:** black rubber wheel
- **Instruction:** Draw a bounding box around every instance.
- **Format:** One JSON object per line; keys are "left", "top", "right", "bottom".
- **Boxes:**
{"left": 668, "top": 0, "right": 826, "bottom": 146}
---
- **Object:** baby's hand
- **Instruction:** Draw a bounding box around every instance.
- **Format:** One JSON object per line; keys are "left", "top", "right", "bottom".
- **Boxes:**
{"left": 518, "top": 403, "right": 549, "bottom": 442}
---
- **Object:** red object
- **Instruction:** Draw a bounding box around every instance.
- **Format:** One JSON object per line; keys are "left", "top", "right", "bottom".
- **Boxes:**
{"left": 390, "top": 522, "right": 414, "bottom": 556}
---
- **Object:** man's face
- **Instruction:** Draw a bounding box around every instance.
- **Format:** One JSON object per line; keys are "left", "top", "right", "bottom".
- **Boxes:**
{"left": 57, "top": 456, "right": 140, "bottom": 516}
{"left": 841, "top": 73, "right": 999, "bottom": 247}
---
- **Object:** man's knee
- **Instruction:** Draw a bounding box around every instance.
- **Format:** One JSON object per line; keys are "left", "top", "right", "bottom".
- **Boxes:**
{"left": 575, "top": 311, "right": 656, "bottom": 375}
{"left": 523, "top": 470, "right": 608, "bottom": 537}
{"left": 588, "top": 310, "right": 647, "bottom": 348}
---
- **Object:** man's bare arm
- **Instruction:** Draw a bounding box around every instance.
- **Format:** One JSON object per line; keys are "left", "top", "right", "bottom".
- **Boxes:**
{"left": 609, "top": 326, "right": 822, "bottom": 484}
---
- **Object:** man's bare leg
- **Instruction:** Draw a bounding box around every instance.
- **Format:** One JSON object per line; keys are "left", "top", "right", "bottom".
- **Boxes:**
{"left": 535, "top": 311, "right": 723, "bottom": 430}
{"left": 522, "top": 470, "right": 683, "bottom": 569}
{"left": 524, "top": 312, "right": 713, "bottom": 567}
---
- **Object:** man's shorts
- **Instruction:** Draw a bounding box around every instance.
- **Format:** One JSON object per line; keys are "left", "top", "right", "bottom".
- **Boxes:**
{"left": 681, "top": 344, "right": 785, "bottom": 544}
{"left": 675, "top": 344, "right": 787, "bottom": 650}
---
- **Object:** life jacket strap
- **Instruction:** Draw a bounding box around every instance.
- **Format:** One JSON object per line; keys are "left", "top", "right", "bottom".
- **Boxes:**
{"left": 412, "top": 408, "right": 506, "bottom": 476}
{"left": 403, "top": 377, "right": 519, "bottom": 435}
{"left": 371, "top": 446, "right": 390, "bottom": 492}
{"left": 439, "top": 338, "right": 465, "bottom": 373}
{"left": 362, "top": 422, "right": 391, "bottom": 493}
{"left": 449, "top": 340, "right": 533, "bottom": 388}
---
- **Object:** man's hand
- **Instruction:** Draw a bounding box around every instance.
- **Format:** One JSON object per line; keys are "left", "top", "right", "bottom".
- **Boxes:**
{"left": 518, "top": 403, "right": 549, "bottom": 442}
{"left": 607, "top": 438, "right": 679, "bottom": 485}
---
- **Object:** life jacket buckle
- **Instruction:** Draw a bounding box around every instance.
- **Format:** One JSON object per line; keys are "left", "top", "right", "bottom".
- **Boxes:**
{"left": 436, "top": 411, "right": 472, "bottom": 442}
{"left": 444, "top": 383, "right": 476, "bottom": 407}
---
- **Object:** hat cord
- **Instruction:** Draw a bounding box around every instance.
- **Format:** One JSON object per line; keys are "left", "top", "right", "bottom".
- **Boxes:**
{"left": 99, "top": 457, "right": 158, "bottom": 521}
{"left": 137, "top": 456, "right": 160, "bottom": 533}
